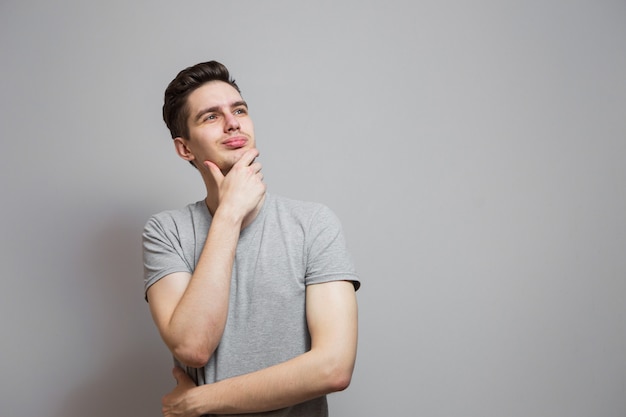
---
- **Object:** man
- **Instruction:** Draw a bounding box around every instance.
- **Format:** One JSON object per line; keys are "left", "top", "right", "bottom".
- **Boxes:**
{"left": 142, "top": 61, "right": 360, "bottom": 417}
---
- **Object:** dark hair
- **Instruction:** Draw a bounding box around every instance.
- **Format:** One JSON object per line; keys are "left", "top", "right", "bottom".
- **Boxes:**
{"left": 163, "top": 61, "right": 241, "bottom": 139}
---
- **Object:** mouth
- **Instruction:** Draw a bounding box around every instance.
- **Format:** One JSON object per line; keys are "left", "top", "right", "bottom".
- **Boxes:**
{"left": 223, "top": 136, "right": 248, "bottom": 149}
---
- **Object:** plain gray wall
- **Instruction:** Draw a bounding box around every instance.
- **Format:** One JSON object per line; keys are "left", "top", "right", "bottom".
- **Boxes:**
{"left": 1, "top": 1, "right": 625, "bottom": 416}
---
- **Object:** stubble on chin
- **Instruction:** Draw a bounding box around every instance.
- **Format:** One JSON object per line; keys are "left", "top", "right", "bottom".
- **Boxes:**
{"left": 220, "top": 152, "right": 246, "bottom": 175}
{"left": 212, "top": 144, "right": 257, "bottom": 175}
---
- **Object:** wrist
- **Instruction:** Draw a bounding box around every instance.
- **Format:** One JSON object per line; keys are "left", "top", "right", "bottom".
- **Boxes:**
{"left": 187, "top": 385, "right": 214, "bottom": 416}
{"left": 213, "top": 204, "right": 246, "bottom": 227}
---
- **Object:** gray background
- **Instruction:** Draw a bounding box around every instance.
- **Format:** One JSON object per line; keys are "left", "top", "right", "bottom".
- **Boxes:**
{"left": 1, "top": 1, "right": 625, "bottom": 416}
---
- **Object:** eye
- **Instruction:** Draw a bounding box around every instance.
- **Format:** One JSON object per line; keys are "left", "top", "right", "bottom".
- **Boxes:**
{"left": 203, "top": 113, "right": 217, "bottom": 122}
{"left": 234, "top": 107, "right": 248, "bottom": 116}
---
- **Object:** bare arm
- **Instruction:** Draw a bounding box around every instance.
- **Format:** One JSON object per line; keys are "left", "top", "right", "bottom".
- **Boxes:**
{"left": 162, "top": 280, "right": 358, "bottom": 416}
{"left": 147, "top": 210, "right": 242, "bottom": 367}
{"left": 147, "top": 149, "right": 265, "bottom": 368}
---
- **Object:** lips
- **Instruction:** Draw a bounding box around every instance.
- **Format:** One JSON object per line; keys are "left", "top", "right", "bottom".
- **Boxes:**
{"left": 223, "top": 136, "right": 248, "bottom": 149}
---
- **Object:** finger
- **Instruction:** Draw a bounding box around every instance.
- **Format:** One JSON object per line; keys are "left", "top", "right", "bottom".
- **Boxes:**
{"left": 172, "top": 366, "right": 196, "bottom": 387}
{"left": 235, "top": 148, "right": 260, "bottom": 168}
{"left": 248, "top": 161, "right": 263, "bottom": 174}
{"left": 172, "top": 366, "right": 184, "bottom": 383}
{"left": 203, "top": 160, "right": 224, "bottom": 183}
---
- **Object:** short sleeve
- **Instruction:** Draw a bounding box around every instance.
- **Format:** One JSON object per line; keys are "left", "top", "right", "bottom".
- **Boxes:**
{"left": 142, "top": 215, "right": 193, "bottom": 299}
{"left": 305, "top": 205, "right": 360, "bottom": 290}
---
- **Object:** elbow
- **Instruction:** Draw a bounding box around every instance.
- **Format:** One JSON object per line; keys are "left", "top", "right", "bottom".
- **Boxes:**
{"left": 321, "top": 358, "right": 354, "bottom": 393}
{"left": 329, "top": 367, "right": 353, "bottom": 392}
{"left": 172, "top": 345, "right": 211, "bottom": 368}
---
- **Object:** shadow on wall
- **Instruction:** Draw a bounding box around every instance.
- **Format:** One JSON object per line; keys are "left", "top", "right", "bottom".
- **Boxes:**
{"left": 51, "top": 207, "right": 173, "bottom": 417}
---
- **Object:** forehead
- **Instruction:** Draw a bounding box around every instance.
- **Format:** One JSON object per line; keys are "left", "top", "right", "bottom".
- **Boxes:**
{"left": 186, "top": 81, "right": 242, "bottom": 111}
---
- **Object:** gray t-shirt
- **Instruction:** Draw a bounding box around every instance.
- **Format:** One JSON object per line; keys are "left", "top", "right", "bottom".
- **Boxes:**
{"left": 143, "top": 193, "right": 359, "bottom": 417}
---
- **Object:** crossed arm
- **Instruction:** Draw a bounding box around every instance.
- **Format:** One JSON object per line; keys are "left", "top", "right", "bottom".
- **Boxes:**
{"left": 150, "top": 278, "right": 358, "bottom": 416}
{"left": 146, "top": 150, "right": 358, "bottom": 415}
{"left": 147, "top": 209, "right": 358, "bottom": 416}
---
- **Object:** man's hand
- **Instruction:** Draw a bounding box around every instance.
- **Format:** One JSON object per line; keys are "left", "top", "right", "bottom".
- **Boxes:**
{"left": 204, "top": 148, "right": 266, "bottom": 222}
{"left": 162, "top": 367, "right": 199, "bottom": 417}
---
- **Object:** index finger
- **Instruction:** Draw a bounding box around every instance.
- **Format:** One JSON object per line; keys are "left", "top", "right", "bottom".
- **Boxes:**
{"left": 235, "top": 148, "right": 260, "bottom": 168}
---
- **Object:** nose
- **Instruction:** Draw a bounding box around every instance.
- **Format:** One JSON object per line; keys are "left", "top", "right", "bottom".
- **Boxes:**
{"left": 224, "top": 112, "right": 240, "bottom": 132}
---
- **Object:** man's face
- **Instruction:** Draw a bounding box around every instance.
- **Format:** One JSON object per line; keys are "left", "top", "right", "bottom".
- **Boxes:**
{"left": 175, "top": 80, "right": 256, "bottom": 174}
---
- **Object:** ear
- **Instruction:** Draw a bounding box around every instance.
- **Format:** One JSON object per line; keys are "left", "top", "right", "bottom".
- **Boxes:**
{"left": 173, "top": 137, "right": 196, "bottom": 163}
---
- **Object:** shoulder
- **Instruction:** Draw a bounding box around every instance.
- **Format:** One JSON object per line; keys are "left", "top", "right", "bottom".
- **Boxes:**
{"left": 143, "top": 200, "right": 208, "bottom": 233}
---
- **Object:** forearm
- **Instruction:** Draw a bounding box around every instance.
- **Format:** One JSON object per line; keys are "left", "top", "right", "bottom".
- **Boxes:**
{"left": 163, "top": 210, "right": 243, "bottom": 366}
{"left": 187, "top": 281, "right": 358, "bottom": 415}
{"left": 186, "top": 348, "right": 355, "bottom": 415}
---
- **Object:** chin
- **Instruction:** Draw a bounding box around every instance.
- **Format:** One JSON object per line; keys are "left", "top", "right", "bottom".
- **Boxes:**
{"left": 234, "top": 147, "right": 253, "bottom": 160}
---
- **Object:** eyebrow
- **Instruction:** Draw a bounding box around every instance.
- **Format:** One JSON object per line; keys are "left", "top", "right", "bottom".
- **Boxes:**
{"left": 193, "top": 100, "right": 248, "bottom": 123}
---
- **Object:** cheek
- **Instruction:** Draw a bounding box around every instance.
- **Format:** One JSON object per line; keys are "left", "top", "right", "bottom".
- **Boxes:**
{"left": 243, "top": 119, "right": 255, "bottom": 133}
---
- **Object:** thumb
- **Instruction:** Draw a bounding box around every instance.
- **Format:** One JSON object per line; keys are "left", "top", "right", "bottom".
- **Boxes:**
{"left": 172, "top": 366, "right": 185, "bottom": 382}
{"left": 203, "top": 160, "right": 224, "bottom": 184}
{"left": 172, "top": 366, "right": 196, "bottom": 388}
